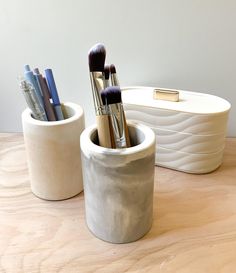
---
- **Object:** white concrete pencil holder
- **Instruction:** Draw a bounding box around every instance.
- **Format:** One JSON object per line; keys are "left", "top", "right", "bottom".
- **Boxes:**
{"left": 80, "top": 121, "right": 156, "bottom": 243}
{"left": 22, "top": 102, "right": 85, "bottom": 200}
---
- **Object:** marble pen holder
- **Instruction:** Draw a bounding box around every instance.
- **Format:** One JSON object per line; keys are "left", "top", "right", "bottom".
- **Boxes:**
{"left": 80, "top": 121, "right": 156, "bottom": 243}
{"left": 22, "top": 102, "right": 85, "bottom": 200}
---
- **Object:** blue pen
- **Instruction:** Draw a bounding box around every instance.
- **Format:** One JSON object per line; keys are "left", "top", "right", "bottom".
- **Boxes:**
{"left": 24, "top": 70, "right": 45, "bottom": 111}
{"left": 34, "top": 68, "right": 56, "bottom": 121}
{"left": 24, "top": 64, "right": 31, "bottom": 72}
{"left": 45, "top": 69, "right": 64, "bottom": 120}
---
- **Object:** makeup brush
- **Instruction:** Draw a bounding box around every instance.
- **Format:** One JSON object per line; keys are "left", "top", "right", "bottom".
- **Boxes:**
{"left": 101, "top": 86, "right": 130, "bottom": 148}
{"left": 110, "top": 64, "right": 119, "bottom": 86}
{"left": 88, "top": 43, "right": 112, "bottom": 148}
{"left": 104, "top": 64, "right": 110, "bottom": 88}
{"left": 88, "top": 43, "right": 106, "bottom": 97}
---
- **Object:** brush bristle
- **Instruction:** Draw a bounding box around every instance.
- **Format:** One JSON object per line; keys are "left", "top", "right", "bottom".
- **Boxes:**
{"left": 110, "top": 64, "right": 116, "bottom": 74}
{"left": 104, "top": 65, "right": 110, "bottom": 80}
{"left": 88, "top": 43, "right": 106, "bottom": 72}
{"left": 101, "top": 86, "right": 121, "bottom": 105}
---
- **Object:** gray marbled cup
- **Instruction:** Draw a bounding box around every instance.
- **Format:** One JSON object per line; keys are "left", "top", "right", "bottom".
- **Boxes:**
{"left": 80, "top": 121, "right": 156, "bottom": 243}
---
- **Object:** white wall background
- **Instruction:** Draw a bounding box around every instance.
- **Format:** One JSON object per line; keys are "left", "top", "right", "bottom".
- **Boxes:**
{"left": 0, "top": 0, "right": 235, "bottom": 135}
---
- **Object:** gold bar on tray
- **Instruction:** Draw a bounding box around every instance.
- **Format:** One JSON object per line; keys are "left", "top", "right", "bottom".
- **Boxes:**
{"left": 153, "top": 88, "right": 179, "bottom": 102}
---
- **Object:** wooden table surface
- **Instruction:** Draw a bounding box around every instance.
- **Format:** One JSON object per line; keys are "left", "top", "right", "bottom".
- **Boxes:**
{"left": 0, "top": 134, "right": 236, "bottom": 273}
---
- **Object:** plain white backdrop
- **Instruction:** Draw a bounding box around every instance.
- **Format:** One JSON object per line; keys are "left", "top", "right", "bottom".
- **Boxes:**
{"left": 0, "top": 0, "right": 235, "bottom": 135}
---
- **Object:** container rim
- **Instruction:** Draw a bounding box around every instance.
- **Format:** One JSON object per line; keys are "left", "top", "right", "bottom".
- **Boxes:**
{"left": 22, "top": 102, "right": 84, "bottom": 126}
{"left": 80, "top": 121, "right": 156, "bottom": 156}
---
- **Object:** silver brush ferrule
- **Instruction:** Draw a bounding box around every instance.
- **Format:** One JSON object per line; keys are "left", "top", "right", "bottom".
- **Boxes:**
{"left": 104, "top": 79, "right": 110, "bottom": 89}
{"left": 108, "top": 103, "right": 127, "bottom": 148}
{"left": 89, "top": 72, "right": 107, "bottom": 115}
{"left": 111, "top": 73, "right": 119, "bottom": 86}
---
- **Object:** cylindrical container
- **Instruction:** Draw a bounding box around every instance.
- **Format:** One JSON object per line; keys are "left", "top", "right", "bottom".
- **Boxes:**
{"left": 122, "top": 86, "right": 231, "bottom": 173}
{"left": 80, "top": 121, "right": 156, "bottom": 243}
{"left": 22, "top": 102, "right": 85, "bottom": 200}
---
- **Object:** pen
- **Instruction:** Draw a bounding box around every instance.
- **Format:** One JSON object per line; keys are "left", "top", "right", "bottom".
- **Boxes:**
{"left": 24, "top": 70, "right": 44, "bottom": 109}
{"left": 45, "top": 69, "right": 64, "bottom": 120}
{"left": 34, "top": 68, "right": 57, "bottom": 121}
{"left": 19, "top": 78, "right": 47, "bottom": 121}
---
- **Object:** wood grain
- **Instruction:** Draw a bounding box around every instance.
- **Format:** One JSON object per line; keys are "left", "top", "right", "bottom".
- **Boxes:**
{"left": 0, "top": 133, "right": 236, "bottom": 273}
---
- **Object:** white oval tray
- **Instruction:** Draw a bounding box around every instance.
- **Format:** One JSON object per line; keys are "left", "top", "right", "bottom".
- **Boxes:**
{"left": 154, "top": 127, "right": 225, "bottom": 154}
{"left": 122, "top": 86, "right": 230, "bottom": 135}
{"left": 156, "top": 146, "right": 224, "bottom": 174}
{"left": 122, "top": 86, "right": 230, "bottom": 173}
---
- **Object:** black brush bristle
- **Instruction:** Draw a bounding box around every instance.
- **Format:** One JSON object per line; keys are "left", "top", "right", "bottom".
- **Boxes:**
{"left": 104, "top": 65, "right": 110, "bottom": 80}
{"left": 88, "top": 43, "right": 106, "bottom": 72}
{"left": 110, "top": 64, "right": 116, "bottom": 74}
{"left": 101, "top": 86, "right": 121, "bottom": 105}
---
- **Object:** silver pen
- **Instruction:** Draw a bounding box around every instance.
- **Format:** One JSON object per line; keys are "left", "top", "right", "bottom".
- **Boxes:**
{"left": 19, "top": 78, "right": 48, "bottom": 121}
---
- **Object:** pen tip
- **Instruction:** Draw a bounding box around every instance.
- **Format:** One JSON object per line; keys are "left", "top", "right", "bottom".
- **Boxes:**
{"left": 33, "top": 68, "right": 40, "bottom": 74}
{"left": 24, "top": 64, "right": 31, "bottom": 72}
